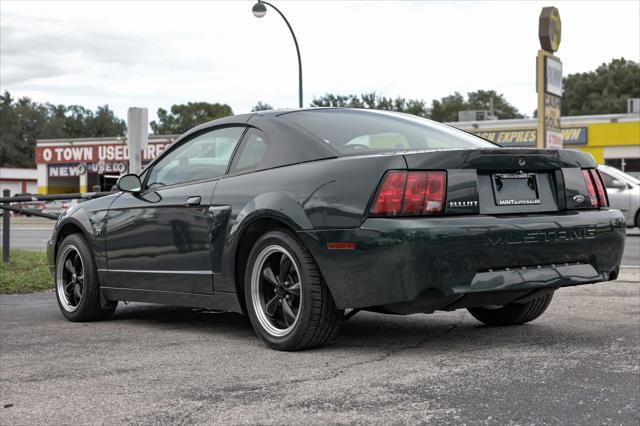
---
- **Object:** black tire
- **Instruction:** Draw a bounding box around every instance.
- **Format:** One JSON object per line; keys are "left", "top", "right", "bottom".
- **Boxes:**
{"left": 467, "top": 293, "right": 553, "bottom": 326}
{"left": 244, "top": 229, "right": 343, "bottom": 351}
{"left": 635, "top": 210, "right": 640, "bottom": 229}
{"left": 55, "top": 233, "right": 117, "bottom": 322}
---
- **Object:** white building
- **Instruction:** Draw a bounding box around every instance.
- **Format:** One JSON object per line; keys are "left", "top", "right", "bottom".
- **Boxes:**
{"left": 0, "top": 167, "right": 38, "bottom": 196}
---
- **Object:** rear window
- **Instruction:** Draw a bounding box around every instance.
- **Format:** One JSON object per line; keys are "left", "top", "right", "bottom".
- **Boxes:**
{"left": 279, "top": 109, "right": 496, "bottom": 154}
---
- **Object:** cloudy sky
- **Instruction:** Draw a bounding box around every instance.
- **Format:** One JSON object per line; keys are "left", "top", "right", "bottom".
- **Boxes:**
{"left": 1, "top": 0, "right": 638, "bottom": 122}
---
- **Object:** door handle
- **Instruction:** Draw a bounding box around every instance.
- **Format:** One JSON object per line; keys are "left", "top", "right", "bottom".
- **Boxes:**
{"left": 185, "top": 196, "right": 201, "bottom": 206}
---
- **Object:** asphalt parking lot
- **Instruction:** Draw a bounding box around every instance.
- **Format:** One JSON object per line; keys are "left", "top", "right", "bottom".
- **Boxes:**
{"left": 1, "top": 269, "right": 638, "bottom": 424}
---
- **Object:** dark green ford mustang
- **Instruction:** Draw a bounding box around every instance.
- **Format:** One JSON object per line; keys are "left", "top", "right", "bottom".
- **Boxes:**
{"left": 47, "top": 108, "right": 626, "bottom": 350}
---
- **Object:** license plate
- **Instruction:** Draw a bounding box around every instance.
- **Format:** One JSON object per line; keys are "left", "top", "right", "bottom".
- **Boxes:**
{"left": 492, "top": 173, "right": 541, "bottom": 206}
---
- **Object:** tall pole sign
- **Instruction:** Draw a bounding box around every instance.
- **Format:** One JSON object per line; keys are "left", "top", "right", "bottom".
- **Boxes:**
{"left": 127, "top": 107, "right": 149, "bottom": 175}
{"left": 536, "top": 6, "right": 563, "bottom": 149}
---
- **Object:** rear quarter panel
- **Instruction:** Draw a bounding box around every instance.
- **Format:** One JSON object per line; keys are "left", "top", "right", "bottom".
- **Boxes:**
{"left": 211, "top": 154, "right": 406, "bottom": 292}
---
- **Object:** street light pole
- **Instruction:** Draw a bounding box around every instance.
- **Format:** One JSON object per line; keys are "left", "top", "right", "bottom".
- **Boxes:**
{"left": 252, "top": 1, "right": 303, "bottom": 108}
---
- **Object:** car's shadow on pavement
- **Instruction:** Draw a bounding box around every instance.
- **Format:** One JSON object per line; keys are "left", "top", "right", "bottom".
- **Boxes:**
{"left": 110, "top": 303, "right": 255, "bottom": 337}
{"left": 108, "top": 302, "right": 611, "bottom": 354}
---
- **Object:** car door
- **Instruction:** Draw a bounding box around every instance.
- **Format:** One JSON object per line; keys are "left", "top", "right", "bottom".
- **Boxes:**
{"left": 104, "top": 125, "right": 246, "bottom": 294}
{"left": 601, "top": 170, "right": 631, "bottom": 216}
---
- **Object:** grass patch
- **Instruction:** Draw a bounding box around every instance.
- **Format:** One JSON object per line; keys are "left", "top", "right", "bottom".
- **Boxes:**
{"left": 0, "top": 250, "right": 52, "bottom": 294}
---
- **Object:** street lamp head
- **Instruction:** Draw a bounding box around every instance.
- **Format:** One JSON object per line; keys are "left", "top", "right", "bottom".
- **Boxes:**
{"left": 252, "top": 2, "right": 267, "bottom": 18}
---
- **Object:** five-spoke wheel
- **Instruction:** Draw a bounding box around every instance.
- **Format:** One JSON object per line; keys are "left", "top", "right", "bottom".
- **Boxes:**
{"left": 55, "top": 234, "right": 117, "bottom": 321}
{"left": 245, "top": 230, "right": 343, "bottom": 350}
{"left": 56, "top": 245, "right": 84, "bottom": 312}
{"left": 251, "top": 245, "right": 302, "bottom": 336}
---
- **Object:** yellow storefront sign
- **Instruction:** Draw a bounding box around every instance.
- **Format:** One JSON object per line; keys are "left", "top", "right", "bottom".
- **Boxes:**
{"left": 476, "top": 127, "right": 587, "bottom": 145}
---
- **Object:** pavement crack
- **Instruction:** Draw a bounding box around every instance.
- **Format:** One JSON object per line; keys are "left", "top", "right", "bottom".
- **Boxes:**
{"left": 187, "top": 314, "right": 468, "bottom": 404}
{"left": 283, "top": 313, "right": 467, "bottom": 386}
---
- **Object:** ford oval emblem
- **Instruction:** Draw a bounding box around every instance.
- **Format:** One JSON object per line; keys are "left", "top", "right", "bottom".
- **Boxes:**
{"left": 518, "top": 158, "right": 526, "bottom": 167}
{"left": 573, "top": 194, "right": 585, "bottom": 203}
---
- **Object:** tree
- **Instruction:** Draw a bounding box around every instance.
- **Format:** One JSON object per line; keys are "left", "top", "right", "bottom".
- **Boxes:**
{"left": 150, "top": 102, "right": 233, "bottom": 135}
{"left": 0, "top": 93, "right": 45, "bottom": 167}
{"left": 466, "top": 90, "right": 523, "bottom": 119}
{"left": 430, "top": 92, "right": 465, "bottom": 122}
{"left": 90, "top": 105, "right": 129, "bottom": 137}
{"left": 252, "top": 101, "right": 273, "bottom": 112}
{"left": 310, "top": 90, "right": 521, "bottom": 121}
{"left": 0, "top": 91, "right": 126, "bottom": 168}
{"left": 430, "top": 90, "right": 524, "bottom": 122}
{"left": 310, "top": 92, "right": 429, "bottom": 117}
{"left": 562, "top": 58, "right": 640, "bottom": 116}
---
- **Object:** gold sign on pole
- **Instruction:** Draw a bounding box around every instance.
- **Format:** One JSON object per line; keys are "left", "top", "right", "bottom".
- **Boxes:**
{"left": 537, "top": 6, "right": 563, "bottom": 149}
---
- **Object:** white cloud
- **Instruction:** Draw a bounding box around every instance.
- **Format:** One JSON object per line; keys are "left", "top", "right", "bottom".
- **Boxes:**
{"left": 1, "top": 0, "right": 638, "bottom": 122}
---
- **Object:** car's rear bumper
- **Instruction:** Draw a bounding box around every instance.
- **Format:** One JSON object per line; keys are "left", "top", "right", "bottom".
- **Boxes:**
{"left": 299, "top": 209, "right": 626, "bottom": 311}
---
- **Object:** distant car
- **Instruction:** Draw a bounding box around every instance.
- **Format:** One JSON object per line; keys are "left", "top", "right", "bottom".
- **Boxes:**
{"left": 598, "top": 165, "right": 640, "bottom": 228}
{"left": 48, "top": 109, "right": 626, "bottom": 351}
{"left": 42, "top": 200, "right": 78, "bottom": 215}
{"left": 13, "top": 193, "right": 45, "bottom": 216}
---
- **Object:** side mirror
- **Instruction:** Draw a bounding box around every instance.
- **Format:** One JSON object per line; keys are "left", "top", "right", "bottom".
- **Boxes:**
{"left": 117, "top": 174, "right": 142, "bottom": 193}
{"left": 610, "top": 179, "right": 627, "bottom": 190}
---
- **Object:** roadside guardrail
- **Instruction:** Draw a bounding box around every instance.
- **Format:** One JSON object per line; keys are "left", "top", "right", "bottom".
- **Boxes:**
{"left": 1, "top": 188, "right": 112, "bottom": 263}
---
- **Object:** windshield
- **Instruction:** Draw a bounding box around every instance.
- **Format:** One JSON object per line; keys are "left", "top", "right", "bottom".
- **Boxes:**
{"left": 279, "top": 109, "right": 497, "bottom": 154}
{"left": 599, "top": 165, "right": 640, "bottom": 185}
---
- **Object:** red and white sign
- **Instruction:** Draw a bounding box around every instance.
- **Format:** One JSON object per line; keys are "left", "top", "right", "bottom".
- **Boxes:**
{"left": 36, "top": 142, "right": 172, "bottom": 165}
{"left": 545, "top": 130, "right": 563, "bottom": 149}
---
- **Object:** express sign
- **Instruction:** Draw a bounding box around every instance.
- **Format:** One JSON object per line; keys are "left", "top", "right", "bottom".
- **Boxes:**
{"left": 475, "top": 127, "right": 587, "bottom": 146}
{"left": 35, "top": 142, "right": 172, "bottom": 165}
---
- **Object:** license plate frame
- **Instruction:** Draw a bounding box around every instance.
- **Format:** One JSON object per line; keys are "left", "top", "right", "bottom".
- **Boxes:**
{"left": 491, "top": 172, "right": 541, "bottom": 206}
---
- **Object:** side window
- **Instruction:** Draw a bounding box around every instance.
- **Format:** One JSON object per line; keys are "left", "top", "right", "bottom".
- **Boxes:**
{"left": 600, "top": 171, "right": 616, "bottom": 188}
{"left": 230, "top": 129, "right": 270, "bottom": 173}
{"left": 146, "top": 127, "right": 244, "bottom": 187}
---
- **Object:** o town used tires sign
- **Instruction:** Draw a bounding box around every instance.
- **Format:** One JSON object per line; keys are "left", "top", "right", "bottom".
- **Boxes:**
{"left": 36, "top": 142, "right": 172, "bottom": 165}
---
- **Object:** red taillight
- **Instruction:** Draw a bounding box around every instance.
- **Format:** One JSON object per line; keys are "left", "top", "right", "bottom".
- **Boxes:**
{"left": 370, "top": 171, "right": 446, "bottom": 217}
{"left": 590, "top": 169, "right": 609, "bottom": 207}
{"left": 370, "top": 171, "right": 407, "bottom": 216}
{"left": 402, "top": 172, "right": 427, "bottom": 214}
{"left": 581, "top": 169, "right": 599, "bottom": 208}
{"left": 424, "top": 172, "right": 446, "bottom": 213}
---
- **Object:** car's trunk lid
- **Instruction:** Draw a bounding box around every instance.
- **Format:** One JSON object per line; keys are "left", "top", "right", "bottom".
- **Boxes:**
{"left": 401, "top": 148, "right": 597, "bottom": 215}
{"left": 402, "top": 148, "right": 595, "bottom": 170}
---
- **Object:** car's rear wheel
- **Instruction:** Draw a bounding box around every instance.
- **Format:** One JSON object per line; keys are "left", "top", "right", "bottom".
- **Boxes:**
{"left": 245, "top": 230, "right": 343, "bottom": 351}
{"left": 467, "top": 293, "right": 553, "bottom": 326}
{"left": 55, "top": 234, "right": 116, "bottom": 322}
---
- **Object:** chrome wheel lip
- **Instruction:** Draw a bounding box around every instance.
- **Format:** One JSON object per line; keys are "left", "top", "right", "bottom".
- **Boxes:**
{"left": 251, "top": 245, "right": 302, "bottom": 337}
{"left": 56, "top": 245, "right": 84, "bottom": 313}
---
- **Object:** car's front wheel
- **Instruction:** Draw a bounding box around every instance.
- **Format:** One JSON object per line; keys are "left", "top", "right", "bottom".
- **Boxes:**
{"left": 245, "top": 230, "right": 343, "bottom": 351}
{"left": 467, "top": 293, "right": 553, "bottom": 326}
{"left": 55, "top": 234, "right": 117, "bottom": 321}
